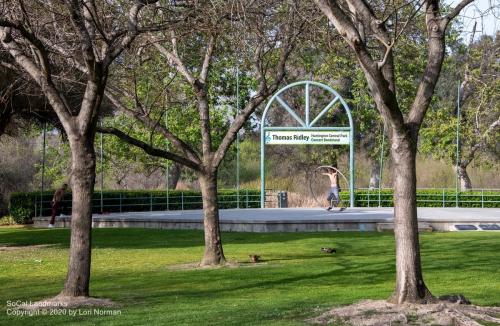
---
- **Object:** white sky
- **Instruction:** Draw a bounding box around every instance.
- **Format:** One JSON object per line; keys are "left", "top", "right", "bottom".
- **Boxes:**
{"left": 450, "top": 0, "right": 499, "bottom": 38}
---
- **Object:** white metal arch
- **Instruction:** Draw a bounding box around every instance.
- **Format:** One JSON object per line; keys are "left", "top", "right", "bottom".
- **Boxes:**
{"left": 260, "top": 81, "right": 355, "bottom": 208}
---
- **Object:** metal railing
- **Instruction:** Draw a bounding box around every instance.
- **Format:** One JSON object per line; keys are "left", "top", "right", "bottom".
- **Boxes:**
{"left": 34, "top": 187, "right": 499, "bottom": 216}
{"left": 355, "top": 188, "right": 500, "bottom": 208}
{"left": 36, "top": 190, "right": 262, "bottom": 216}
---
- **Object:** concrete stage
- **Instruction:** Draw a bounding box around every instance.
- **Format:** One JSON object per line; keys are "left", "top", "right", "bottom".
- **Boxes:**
{"left": 34, "top": 207, "right": 500, "bottom": 232}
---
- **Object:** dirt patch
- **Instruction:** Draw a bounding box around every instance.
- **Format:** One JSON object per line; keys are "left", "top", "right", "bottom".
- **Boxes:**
{"left": 309, "top": 299, "right": 500, "bottom": 326}
{"left": 20, "top": 295, "right": 116, "bottom": 310}
{"left": 0, "top": 225, "right": 33, "bottom": 229}
{"left": 0, "top": 244, "right": 54, "bottom": 251}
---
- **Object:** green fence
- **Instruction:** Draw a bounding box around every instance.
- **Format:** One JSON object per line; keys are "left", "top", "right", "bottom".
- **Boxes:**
{"left": 9, "top": 188, "right": 499, "bottom": 224}
{"left": 345, "top": 188, "right": 500, "bottom": 208}
{"left": 9, "top": 189, "right": 261, "bottom": 224}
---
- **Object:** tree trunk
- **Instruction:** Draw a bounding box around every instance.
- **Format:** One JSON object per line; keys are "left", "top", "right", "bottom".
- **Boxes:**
{"left": 168, "top": 163, "right": 182, "bottom": 190}
{"left": 199, "top": 171, "right": 225, "bottom": 266}
{"left": 455, "top": 164, "right": 472, "bottom": 191}
{"left": 389, "top": 130, "right": 434, "bottom": 304}
{"left": 60, "top": 134, "right": 96, "bottom": 297}
{"left": 369, "top": 159, "right": 381, "bottom": 189}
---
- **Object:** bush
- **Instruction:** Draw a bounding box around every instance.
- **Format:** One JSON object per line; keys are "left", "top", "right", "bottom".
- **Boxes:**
{"left": 344, "top": 189, "right": 500, "bottom": 208}
{"left": 10, "top": 207, "right": 33, "bottom": 224}
{"left": 0, "top": 215, "right": 17, "bottom": 225}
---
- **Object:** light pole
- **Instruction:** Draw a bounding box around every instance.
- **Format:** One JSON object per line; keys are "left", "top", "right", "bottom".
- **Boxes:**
{"left": 40, "top": 123, "right": 47, "bottom": 217}
{"left": 378, "top": 122, "right": 385, "bottom": 207}
{"left": 236, "top": 66, "right": 240, "bottom": 208}
{"left": 455, "top": 82, "right": 461, "bottom": 207}
{"left": 165, "top": 109, "right": 170, "bottom": 210}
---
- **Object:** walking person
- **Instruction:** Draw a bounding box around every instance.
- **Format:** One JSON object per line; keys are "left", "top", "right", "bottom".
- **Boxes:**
{"left": 48, "top": 183, "right": 68, "bottom": 228}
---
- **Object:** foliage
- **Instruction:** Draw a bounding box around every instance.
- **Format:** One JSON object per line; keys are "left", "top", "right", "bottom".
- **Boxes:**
{"left": 0, "top": 215, "right": 16, "bottom": 225}
{"left": 33, "top": 133, "right": 71, "bottom": 189}
{"left": 0, "top": 134, "right": 38, "bottom": 215}
{"left": 9, "top": 206, "right": 32, "bottom": 224}
{"left": 348, "top": 189, "right": 500, "bottom": 208}
{"left": 420, "top": 34, "right": 500, "bottom": 169}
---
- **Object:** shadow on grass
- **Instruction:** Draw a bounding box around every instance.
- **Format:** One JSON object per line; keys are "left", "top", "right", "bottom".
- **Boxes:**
{"left": 0, "top": 227, "right": 394, "bottom": 250}
{"left": 1, "top": 228, "right": 498, "bottom": 326}
{"left": 0, "top": 228, "right": 498, "bottom": 266}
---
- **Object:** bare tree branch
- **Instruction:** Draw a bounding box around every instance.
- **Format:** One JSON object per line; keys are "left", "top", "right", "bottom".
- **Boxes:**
{"left": 462, "top": 117, "right": 500, "bottom": 166}
{"left": 314, "top": 0, "right": 405, "bottom": 133}
{"left": 104, "top": 1, "right": 160, "bottom": 68}
{"left": 445, "top": 0, "right": 475, "bottom": 22}
{"left": 0, "top": 27, "right": 74, "bottom": 129}
{"left": 199, "top": 34, "right": 216, "bottom": 84}
{"left": 97, "top": 126, "right": 201, "bottom": 171}
{"left": 212, "top": 21, "right": 298, "bottom": 168}
{"left": 149, "top": 34, "right": 196, "bottom": 85}
{"left": 408, "top": 0, "right": 464, "bottom": 128}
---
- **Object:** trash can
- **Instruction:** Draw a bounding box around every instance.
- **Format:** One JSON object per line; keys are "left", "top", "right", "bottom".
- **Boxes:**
{"left": 278, "top": 191, "right": 288, "bottom": 208}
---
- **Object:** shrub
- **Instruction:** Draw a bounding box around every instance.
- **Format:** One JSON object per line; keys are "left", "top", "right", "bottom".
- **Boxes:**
{"left": 0, "top": 215, "right": 17, "bottom": 225}
{"left": 346, "top": 189, "right": 500, "bottom": 208}
{"left": 10, "top": 206, "right": 33, "bottom": 224}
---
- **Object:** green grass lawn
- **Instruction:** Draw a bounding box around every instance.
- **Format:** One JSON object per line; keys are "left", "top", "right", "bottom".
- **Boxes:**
{"left": 0, "top": 227, "right": 499, "bottom": 326}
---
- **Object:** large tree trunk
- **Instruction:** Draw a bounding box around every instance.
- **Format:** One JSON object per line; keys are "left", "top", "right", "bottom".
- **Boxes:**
{"left": 369, "top": 159, "right": 381, "bottom": 189}
{"left": 389, "top": 130, "right": 433, "bottom": 304}
{"left": 455, "top": 164, "right": 472, "bottom": 191}
{"left": 199, "top": 171, "right": 225, "bottom": 266}
{"left": 60, "top": 134, "right": 96, "bottom": 297}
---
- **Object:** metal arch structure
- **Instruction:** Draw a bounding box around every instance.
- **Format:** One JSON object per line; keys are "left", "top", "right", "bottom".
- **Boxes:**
{"left": 260, "top": 81, "right": 355, "bottom": 208}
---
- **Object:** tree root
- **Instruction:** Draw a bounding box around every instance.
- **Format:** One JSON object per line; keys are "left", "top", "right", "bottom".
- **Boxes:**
{"left": 308, "top": 299, "right": 500, "bottom": 326}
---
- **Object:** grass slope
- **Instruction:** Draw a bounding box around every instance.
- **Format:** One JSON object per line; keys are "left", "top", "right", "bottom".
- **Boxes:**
{"left": 0, "top": 227, "right": 498, "bottom": 325}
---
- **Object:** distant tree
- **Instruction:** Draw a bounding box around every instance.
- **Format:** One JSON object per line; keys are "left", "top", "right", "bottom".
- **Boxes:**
{"left": 421, "top": 31, "right": 499, "bottom": 190}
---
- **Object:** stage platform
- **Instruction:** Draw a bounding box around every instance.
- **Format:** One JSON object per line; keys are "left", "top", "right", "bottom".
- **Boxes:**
{"left": 33, "top": 207, "right": 500, "bottom": 232}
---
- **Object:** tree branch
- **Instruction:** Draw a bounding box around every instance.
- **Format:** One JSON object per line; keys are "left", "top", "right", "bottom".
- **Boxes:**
{"left": 212, "top": 22, "right": 297, "bottom": 169}
{"left": 461, "top": 117, "right": 500, "bottom": 167}
{"left": 104, "top": 87, "right": 202, "bottom": 165}
{"left": 64, "top": 0, "right": 96, "bottom": 69}
{"left": 199, "top": 34, "right": 216, "bottom": 84}
{"left": 97, "top": 126, "right": 201, "bottom": 171}
{"left": 408, "top": 0, "right": 470, "bottom": 129}
{"left": 149, "top": 34, "right": 196, "bottom": 85}
{"left": 378, "top": 1, "right": 425, "bottom": 69}
{"left": 0, "top": 26, "right": 74, "bottom": 130}
{"left": 445, "top": 0, "right": 475, "bottom": 22}
{"left": 314, "top": 0, "right": 405, "bottom": 133}
{"left": 104, "top": 1, "right": 159, "bottom": 68}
